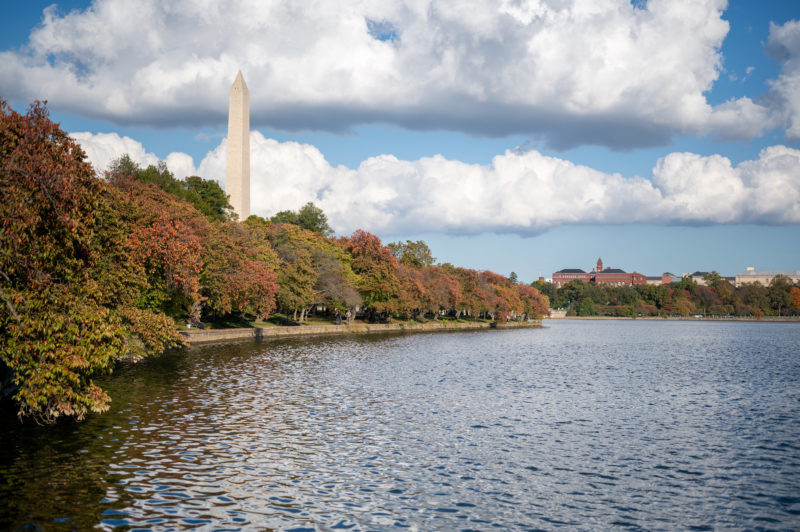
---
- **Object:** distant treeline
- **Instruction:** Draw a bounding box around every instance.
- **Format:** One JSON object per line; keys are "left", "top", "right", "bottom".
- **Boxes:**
{"left": 0, "top": 101, "right": 548, "bottom": 423}
{"left": 533, "top": 274, "right": 800, "bottom": 318}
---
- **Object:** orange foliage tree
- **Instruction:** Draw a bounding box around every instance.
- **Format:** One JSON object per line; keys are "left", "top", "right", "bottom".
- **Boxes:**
{"left": 0, "top": 100, "right": 182, "bottom": 422}
{"left": 342, "top": 230, "right": 400, "bottom": 318}
{"left": 791, "top": 286, "right": 800, "bottom": 312}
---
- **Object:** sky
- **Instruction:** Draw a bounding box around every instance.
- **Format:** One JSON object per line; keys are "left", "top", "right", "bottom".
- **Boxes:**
{"left": 2, "top": 0, "right": 799, "bottom": 282}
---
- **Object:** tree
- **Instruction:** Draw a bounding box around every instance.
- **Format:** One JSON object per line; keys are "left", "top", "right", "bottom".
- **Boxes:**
{"left": 1, "top": 100, "right": 182, "bottom": 422}
{"left": 107, "top": 155, "right": 235, "bottom": 222}
{"left": 695, "top": 286, "right": 722, "bottom": 315}
{"left": 296, "top": 202, "right": 334, "bottom": 236}
{"left": 635, "top": 283, "right": 669, "bottom": 310}
{"left": 269, "top": 210, "right": 299, "bottom": 225}
{"left": 508, "top": 272, "right": 519, "bottom": 284}
{"left": 421, "top": 266, "right": 462, "bottom": 317}
{"left": 767, "top": 275, "right": 793, "bottom": 316}
{"left": 517, "top": 284, "right": 550, "bottom": 319}
{"left": 559, "top": 280, "right": 586, "bottom": 312}
{"left": 269, "top": 202, "right": 333, "bottom": 236}
{"left": 387, "top": 240, "right": 436, "bottom": 268}
{"left": 245, "top": 217, "right": 357, "bottom": 320}
{"left": 532, "top": 280, "right": 556, "bottom": 305}
{"left": 791, "top": 286, "right": 800, "bottom": 312}
{"left": 107, "top": 153, "right": 139, "bottom": 176}
{"left": 200, "top": 222, "right": 279, "bottom": 321}
{"left": 578, "top": 298, "right": 595, "bottom": 316}
{"left": 311, "top": 248, "right": 361, "bottom": 310}
{"left": 343, "top": 230, "right": 400, "bottom": 317}
{"left": 184, "top": 175, "right": 236, "bottom": 222}
{"left": 739, "top": 282, "right": 769, "bottom": 315}
{"left": 703, "top": 271, "right": 724, "bottom": 288}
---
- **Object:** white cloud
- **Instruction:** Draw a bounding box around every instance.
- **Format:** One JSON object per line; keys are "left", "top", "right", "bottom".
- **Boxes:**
{"left": 1, "top": 0, "right": 787, "bottom": 148}
{"left": 766, "top": 20, "right": 800, "bottom": 141}
{"left": 70, "top": 131, "right": 200, "bottom": 179}
{"left": 70, "top": 132, "right": 160, "bottom": 173}
{"left": 72, "top": 131, "right": 800, "bottom": 235}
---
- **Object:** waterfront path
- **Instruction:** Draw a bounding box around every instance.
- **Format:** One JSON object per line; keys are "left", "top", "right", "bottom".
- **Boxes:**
{"left": 180, "top": 320, "right": 542, "bottom": 345}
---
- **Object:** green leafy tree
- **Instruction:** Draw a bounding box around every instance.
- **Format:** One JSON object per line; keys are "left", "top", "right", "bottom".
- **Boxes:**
{"left": 559, "top": 280, "right": 586, "bottom": 312}
{"left": 296, "top": 202, "right": 334, "bottom": 236}
{"left": 387, "top": 240, "right": 436, "bottom": 268}
{"left": 184, "top": 175, "right": 236, "bottom": 222}
{"left": 532, "top": 280, "right": 557, "bottom": 305}
{"left": 768, "top": 275, "right": 794, "bottom": 316}
{"left": 269, "top": 202, "right": 333, "bottom": 236}
{"left": 269, "top": 209, "right": 299, "bottom": 225}
{"left": 703, "top": 271, "right": 724, "bottom": 288}
{"left": 578, "top": 298, "right": 595, "bottom": 316}
{"left": 107, "top": 156, "right": 235, "bottom": 222}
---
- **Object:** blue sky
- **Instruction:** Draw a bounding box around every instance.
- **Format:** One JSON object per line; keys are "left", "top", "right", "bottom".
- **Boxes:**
{"left": 2, "top": 0, "right": 799, "bottom": 281}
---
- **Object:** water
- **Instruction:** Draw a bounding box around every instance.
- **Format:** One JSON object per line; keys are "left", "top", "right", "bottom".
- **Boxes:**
{"left": 1, "top": 320, "right": 799, "bottom": 530}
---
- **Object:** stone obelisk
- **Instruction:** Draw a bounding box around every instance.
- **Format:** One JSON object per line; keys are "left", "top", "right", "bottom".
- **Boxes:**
{"left": 225, "top": 70, "right": 250, "bottom": 220}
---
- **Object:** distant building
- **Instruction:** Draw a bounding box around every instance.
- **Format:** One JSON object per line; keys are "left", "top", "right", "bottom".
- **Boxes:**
{"left": 689, "top": 271, "right": 735, "bottom": 286}
{"left": 552, "top": 268, "right": 590, "bottom": 287}
{"left": 645, "top": 272, "right": 681, "bottom": 285}
{"left": 552, "top": 258, "right": 646, "bottom": 287}
{"left": 735, "top": 267, "right": 800, "bottom": 287}
{"left": 689, "top": 271, "right": 710, "bottom": 285}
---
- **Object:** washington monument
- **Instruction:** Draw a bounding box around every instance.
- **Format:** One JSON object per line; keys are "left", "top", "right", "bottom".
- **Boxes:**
{"left": 226, "top": 70, "right": 250, "bottom": 220}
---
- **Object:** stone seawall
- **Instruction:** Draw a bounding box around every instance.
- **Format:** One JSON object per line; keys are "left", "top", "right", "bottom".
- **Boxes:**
{"left": 180, "top": 320, "right": 542, "bottom": 345}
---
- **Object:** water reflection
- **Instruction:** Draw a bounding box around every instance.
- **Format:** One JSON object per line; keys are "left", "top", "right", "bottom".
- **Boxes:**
{"left": 1, "top": 322, "right": 800, "bottom": 530}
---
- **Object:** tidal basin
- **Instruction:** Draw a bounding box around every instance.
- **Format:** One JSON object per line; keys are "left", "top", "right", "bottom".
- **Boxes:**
{"left": 1, "top": 320, "right": 799, "bottom": 530}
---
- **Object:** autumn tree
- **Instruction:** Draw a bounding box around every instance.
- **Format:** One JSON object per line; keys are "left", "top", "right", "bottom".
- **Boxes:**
{"left": 200, "top": 222, "right": 279, "bottom": 321}
{"left": 108, "top": 155, "right": 235, "bottom": 222}
{"left": 247, "top": 217, "right": 358, "bottom": 321}
{"left": 421, "top": 266, "right": 462, "bottom": 318}
{"left": 517, "top": 284, "right": 550, "bottom": 319}
{"left": 396, "top": 264, "right": 428, "bottom": 319}
{"left": 789, "top": 286, "right": 800, "bottom": 312}
{"left": 0, "top": 100, "right": 182, "bottom": 422}
{"left": 343, "top": 230, "right": 400, "bottom": 319}
{"left": 108, "top": 173, "right": 210, "bottom": 318}
{"left": 481, "top": 271, "right": 523, "bottom": 321}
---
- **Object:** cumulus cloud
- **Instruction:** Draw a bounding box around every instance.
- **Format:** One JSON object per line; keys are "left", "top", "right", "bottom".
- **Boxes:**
{"left": 766, "top": 20, "right": 800, "bottom": 141}
{"left": 70, "top": 132, "right": 160, "bottom": 172}
{"left": 72, "top": 131, "right": 800, "bottom": 235}
{"left": 0, "top": 0, "right": 788, "bottom": 148}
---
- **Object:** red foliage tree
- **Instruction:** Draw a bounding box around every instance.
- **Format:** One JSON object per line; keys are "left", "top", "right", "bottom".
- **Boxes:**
{"left": 1, "top": 100, "right": 182, "bottom": 422}
{"left": 343, "top": 230, "right": 400, "bottom": 315}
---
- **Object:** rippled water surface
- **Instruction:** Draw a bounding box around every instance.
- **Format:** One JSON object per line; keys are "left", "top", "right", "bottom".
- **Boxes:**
{"left": 2, "top": 320, "right": 800, "bottom": 530}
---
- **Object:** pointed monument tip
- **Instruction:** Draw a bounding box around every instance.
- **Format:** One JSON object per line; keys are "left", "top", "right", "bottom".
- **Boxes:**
{"left": 232, "top": 70, "right": 248, "bottom": 90}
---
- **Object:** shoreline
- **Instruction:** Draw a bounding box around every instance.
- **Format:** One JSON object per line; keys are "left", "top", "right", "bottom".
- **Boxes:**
{"left": 546, "top": 316, "right": 800, "bottom": 322}
{"left": 180, "top": 319, "right": 543, "bottom": 345}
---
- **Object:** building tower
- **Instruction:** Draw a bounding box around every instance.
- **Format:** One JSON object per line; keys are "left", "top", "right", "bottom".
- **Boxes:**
{"left": 596, "top": 257, "right": 603, "bottom": 273}
{"left": 225, "top": 70, "right": 250, "bottom": 220}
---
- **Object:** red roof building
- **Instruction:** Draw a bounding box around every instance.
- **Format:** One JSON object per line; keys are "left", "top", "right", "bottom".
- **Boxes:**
{"left": 552, "top": 258, "right": 646, "bottom": 287}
